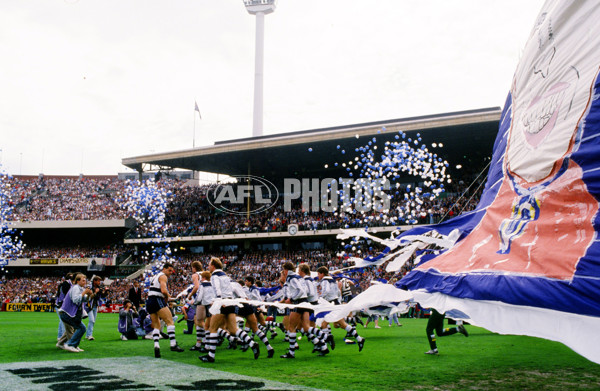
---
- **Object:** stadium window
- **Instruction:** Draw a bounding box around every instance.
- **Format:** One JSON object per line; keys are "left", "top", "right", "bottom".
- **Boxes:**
{"left": 257, "top": 243, "right": 282, "bottom": 251}
{"left": 300, "top": 242, "right": 325, "bottom": 250}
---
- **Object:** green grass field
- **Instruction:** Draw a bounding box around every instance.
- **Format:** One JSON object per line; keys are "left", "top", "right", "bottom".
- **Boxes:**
{"left": 0, "top": 312, "right": 598, "bottom": 390}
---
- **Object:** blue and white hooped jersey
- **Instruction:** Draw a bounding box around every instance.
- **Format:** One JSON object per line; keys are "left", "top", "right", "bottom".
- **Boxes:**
{"left": 148, "top": 272, "right": 166, "bottom": 298}
{"left": 303, "top": 276, "right": 318, "bottom": 302}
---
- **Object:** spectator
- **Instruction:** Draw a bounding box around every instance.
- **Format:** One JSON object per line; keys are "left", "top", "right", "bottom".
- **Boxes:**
{"left": 128, "top": 281, "right": 143, "bottom": 309}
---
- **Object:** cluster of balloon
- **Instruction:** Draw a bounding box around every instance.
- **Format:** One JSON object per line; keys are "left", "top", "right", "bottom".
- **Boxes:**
{"left": 0, "top": 167, "right": 25, "bottom": 271}
{"left": 122, "top": 178, "right": 175, "bottom": 291}
{"left": 310, "top": 129, "right": 450, "bottom": 259}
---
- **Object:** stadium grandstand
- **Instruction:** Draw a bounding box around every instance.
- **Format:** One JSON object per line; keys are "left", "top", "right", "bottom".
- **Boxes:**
{"left": 2, "top": 107, "right": 499, "bottom": 305}
{"left": 121, "top": 107, "right": 500, "bottom": 183}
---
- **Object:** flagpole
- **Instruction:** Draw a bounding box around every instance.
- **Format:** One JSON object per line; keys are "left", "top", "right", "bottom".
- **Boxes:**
{"left": 193, "top": 106, "right": 196, "bottom": 148}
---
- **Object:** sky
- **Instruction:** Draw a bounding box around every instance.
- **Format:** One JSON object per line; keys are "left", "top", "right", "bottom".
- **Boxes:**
{"left": 0, "top": 0, "right": 546, "bottom": 176}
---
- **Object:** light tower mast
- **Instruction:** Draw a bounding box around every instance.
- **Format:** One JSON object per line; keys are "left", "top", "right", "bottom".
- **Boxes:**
{"left": 243, "top": 0, "right": 276, "bottom": 138}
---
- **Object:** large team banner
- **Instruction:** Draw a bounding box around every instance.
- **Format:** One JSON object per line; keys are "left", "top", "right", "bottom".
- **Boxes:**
{"left": 338, "top": 0, "right": 600, "bottom": 364}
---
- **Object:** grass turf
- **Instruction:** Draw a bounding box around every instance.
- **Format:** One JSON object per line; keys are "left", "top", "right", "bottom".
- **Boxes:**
{"left": 0, "top": 312, "right": 598, "bottom": 390}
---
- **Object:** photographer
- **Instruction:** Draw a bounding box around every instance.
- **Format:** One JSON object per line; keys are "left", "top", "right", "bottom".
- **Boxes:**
{"left": 55, "top": 273, "right": 74, "bottom": 341}
{"left": 85, "top": 276, "right": 107, "bottom": 341}
{"left": 118, "top": 300, "right": 140, "bottom": 340}
{"left": 58, "top": 273, "right": 93, "bottom": 352}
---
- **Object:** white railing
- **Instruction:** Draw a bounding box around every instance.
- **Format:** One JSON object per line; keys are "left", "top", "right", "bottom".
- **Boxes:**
{"left": 244, "top": 0, "right": 275, "bottom": 6}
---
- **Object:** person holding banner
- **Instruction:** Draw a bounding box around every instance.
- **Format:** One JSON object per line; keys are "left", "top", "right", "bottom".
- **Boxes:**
{"left": 317, "top": 266, "right": 365, "bottom": 352}
{"left": 199, "top": 257, "right": 260, "bottom": 363}
{"left": 338, "top": 277, "right": 355, "bottom": 304}
{"left": 425, "top": 309, "right": 468, "bottom": 355}
{"left": 298, "top": 263, "right": 331, "bottom": 356}
{"left": 230, "top": 279, "right": 275, "bottom": 358}
{"left": 190, "top": 271, "right": 213, "bottom": 352}
{"left": 279, "top": 261, "right": 308, "bottom": 359}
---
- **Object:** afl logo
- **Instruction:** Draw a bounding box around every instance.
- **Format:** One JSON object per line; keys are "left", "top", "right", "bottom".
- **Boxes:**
{"left": 207, "top": 175, "right": 279, "bottom": 215}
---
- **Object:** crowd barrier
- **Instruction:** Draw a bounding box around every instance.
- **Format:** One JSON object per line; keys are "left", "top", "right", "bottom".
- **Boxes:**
{"left": 1, "top": 303, "right": 183, "bottom": 314}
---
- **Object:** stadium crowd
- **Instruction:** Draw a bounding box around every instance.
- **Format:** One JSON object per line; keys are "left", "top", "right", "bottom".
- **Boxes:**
{"left": 0, "top": 276, "right": 58, "bottom": 308}
{"left": 7, "top": 175, "right": 484, "bottom": 238}
{"left": 150, "top": 183, "right": 484, "bottom": 238}
{"left": 9, "top": 176, "right": 126, "bottom": 221}
{"left": 2, "top": 171, "right": 467, "bottom": 307}
{"left": 20, "top": 244, "right": 125, "bottom": 260}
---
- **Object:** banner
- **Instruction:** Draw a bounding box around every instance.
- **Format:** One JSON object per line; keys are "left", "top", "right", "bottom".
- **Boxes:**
{"left": 98, "top": 304, "right": 150, "bottom": 313}
{"left": 97, "top": 256, "right": 117, "bottom": 266}
{"left": 29, "top": 259, "right": 58, "bottom": 265}
{"left": 10, "top": 257, "right": 117, "bottom": 267}
{"left": 99, "top": 304, "right": 119, "bottom": 313}
{"left": 58, "top": 258, "right": 89, "bottom": 265}
{"left": 344, "top": 1, "right": 600, "bottom": 365}
{"left": 5, "top": 303, "right": 53, "bottom": 312}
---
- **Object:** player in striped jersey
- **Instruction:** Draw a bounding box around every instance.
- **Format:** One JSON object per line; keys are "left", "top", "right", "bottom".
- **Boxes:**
{"left": 298, "top": 263, "right": 331, "bottom": 356}
{"left": 280, "top": 261, "right": 308, "bottom": 359}
{"left": 317, "top": 266, "right": 365, "bottom": 352}
{"left": 199, "top": 258, "right": 260, "bottom": 363}
{"left": 146, "top": 262, "right": 184, "bottom": 358}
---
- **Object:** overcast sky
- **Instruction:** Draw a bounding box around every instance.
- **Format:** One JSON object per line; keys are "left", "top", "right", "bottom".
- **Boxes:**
{"left": 0, "top": 0, "right": 546, "bottom": 176}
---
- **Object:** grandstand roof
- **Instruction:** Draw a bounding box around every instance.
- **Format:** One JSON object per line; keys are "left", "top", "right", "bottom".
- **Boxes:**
{"left": 122, "top": 107, "right": 501, "bottom": 183}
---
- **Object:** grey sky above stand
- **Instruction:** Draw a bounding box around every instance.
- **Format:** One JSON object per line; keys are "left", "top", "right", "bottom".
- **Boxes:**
{"left": 0, "top": 0, "right": 545, "bottom": 176}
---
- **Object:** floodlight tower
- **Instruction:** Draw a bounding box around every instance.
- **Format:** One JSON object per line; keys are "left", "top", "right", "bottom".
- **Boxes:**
{"left": 244, "top": 0, "right": 276, "bottom": 138}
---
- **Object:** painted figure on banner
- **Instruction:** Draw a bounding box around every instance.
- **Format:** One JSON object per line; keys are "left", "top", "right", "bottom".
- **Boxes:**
{"left": 419, "top": 5, "right": 600, "bottom": 282}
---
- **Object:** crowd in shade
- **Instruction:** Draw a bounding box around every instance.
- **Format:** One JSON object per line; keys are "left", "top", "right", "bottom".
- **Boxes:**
{"left": 20, "top": 244, "right": 126, "bottom": 259}
{"left": 7, "top": 175, "right": 484, "bottom": 237}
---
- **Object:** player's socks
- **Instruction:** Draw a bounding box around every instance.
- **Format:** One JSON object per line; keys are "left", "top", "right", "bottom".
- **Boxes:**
{"left": 217, "top": 328, "right": 235, "bottom": 343}
{"left": 167, "top": 325, "right": 177, "bottom": 347}
{"left": 288, "top": 332, "right": 297, "bottom": 355}
{"left": 152, "top": 328, "right": 160, "bottom": 349}
{"left": 207, "top": 333, "right": 219, "bottom": 359}
{"left": 256, "top": 329, "right": 272, "bottom": 350}
{"left": 308, "top": 327, "right": 326, "bottom": 342}
{"left": 195, "top": 326, "right": 205, "bottom": 347}
{"left": 344, "top": 325, "right": 361, "bottom": 339}
{"left": 235, "top": 329, "right": 254, "bottom": 346}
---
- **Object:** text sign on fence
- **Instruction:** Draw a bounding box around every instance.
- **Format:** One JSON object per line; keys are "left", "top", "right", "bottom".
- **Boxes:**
{"left": 5, "top": 303, "right": 53, "bottom": 312}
